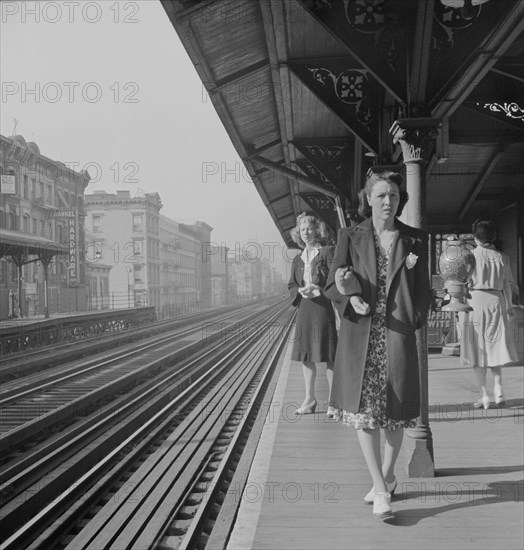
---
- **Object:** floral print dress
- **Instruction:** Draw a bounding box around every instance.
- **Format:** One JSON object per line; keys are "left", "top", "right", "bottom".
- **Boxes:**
{"left": 339, "top": 233, "right": 417, "bottom": 431}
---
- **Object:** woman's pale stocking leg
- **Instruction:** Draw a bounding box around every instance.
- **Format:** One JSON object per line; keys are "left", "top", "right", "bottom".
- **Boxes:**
{"left": 357, "top": 428, "right": 387, "bottom": 493}
{"left": 382, "top": 428, "right": 403, "bottom": 483}
{"left": 326, "top": 361, "right": 334, "bottom": 404}
{"left": 301, "top": 361, "right": 317, "bottom": 406}
{"left": 473, "top": 365, "right": 488, "bottom": 397}
{"left": 491, "top": 366, "right": 502, "bottom": 387}
{"left": 491, "top": 366, "right": 504, "bottom": 402}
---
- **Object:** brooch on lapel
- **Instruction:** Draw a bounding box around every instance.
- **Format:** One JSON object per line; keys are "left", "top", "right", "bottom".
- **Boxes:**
{"left": 405, "top": 253, "right": 418, "bottom": 269}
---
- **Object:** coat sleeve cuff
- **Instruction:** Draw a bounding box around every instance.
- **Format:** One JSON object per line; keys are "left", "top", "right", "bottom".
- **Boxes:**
{"left": 342, "top": 296, "right": 359, "bottom": 321}
{"left": 335, "top": 271, "right": 362, "bottom": 296}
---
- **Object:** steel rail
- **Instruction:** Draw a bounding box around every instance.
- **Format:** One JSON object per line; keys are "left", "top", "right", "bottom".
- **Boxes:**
{"left": 0, "top": 304, "right": 282, "bottom": 490}
{"left": 0, "top": 316, "right": 241, "bottom": 495}
{"left": 175, "top": 313, "right": 294, "bottom": 550}
{"left": 0, "top": 299, "right": 270, "bottom": 379}
{"left": 64, "top": 308, "right": 289, "bottom": 550}
{"left": 0, "top": 305, "right": 259, "bottom": 405}
{"left": 0, "top": 305, "right": 270, "bottom": 451}
{"left": 1, "top": 305, "right": 291, "bottom": 550}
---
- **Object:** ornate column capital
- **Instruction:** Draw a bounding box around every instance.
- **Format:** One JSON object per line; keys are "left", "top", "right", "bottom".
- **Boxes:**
{"left": 390, "top": 118, "right": 441, "bottom": 164}
{"left": 366, "top": 164, "right": 401, "bottom": 177}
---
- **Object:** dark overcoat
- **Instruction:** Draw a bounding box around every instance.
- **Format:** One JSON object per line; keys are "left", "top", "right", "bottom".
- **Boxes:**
{"left": 324, "top": 218, "right": 433, "bottom": 420}
{"left": 288, "top": 246, "right": 337, "bottom": 363}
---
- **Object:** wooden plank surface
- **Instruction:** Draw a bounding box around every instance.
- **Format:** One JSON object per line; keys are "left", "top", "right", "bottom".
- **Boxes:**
{"left": 228, "top": 342, "right": 524, "bottom": 550}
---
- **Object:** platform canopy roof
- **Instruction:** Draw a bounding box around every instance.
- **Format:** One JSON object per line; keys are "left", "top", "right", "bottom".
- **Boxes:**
{"left": 162, "top": 0, "right": 524, "bottom": 247}
{"left": 0, "top": 228, "right": 68, "bottom": 262}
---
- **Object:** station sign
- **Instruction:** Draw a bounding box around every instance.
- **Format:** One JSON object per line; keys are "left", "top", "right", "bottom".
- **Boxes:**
{"left": 1, "top": 175, "right": 16, "bottom": 194}
{"left": 56, "top": 209, "right": 78, "bottom": 286}
{"left": 427, "top": 309, "right": 456, "bottom": 347}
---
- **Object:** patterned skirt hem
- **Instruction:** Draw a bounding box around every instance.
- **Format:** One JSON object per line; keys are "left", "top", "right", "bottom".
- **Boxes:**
{"left": 333, "top": 408, "right": 417, "bottom": 431}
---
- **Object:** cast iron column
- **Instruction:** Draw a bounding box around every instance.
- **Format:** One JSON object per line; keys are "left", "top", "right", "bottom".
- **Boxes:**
{"left": 390, "top": 117, "right": 440, "bottom": 477}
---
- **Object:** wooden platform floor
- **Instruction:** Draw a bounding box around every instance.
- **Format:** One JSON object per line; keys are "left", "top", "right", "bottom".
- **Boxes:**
{"left": 228, "top": 344, "right": 524, "bottom": 550}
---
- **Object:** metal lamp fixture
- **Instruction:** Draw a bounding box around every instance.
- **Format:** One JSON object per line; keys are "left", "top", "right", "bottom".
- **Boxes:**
{"left": 440, "top": 0, "right": 489, "bottom": 20}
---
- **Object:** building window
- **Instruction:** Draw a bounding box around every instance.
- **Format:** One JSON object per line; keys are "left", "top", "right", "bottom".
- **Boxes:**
{"left": 23, "top": 175, "right": 28, "bottom": 199}
{"left": 89, "top": 241, "right": 103, "bottom": 261}
{"left": 8, "top": 211, "right": 16, "bottom": 230}
{"left": 134, "top": 264, "right": 143, "bottom": 281}
{"left": 23, "top": 215, "right": 30, "bottom": 232}
{"left": 32, "top": 218, "right": 37, "bottom": 234}
{"left": 0, "top": 260, "right": 7, "bottom": 285}
{"left": 132, "top": 214, "right": 143, "bottom": 232}
{"left": 92, "top": 215, "right": 101, "bottom": 232}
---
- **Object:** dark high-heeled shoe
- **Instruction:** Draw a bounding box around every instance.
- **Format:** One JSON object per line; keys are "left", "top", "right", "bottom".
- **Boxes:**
{"left": 295, "top": 400, "right": 317, "bottom": 415}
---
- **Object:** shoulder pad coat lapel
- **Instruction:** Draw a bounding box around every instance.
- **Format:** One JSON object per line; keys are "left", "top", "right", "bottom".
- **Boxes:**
{"left": 350, "top": 220, "right": 377, "bottom": 286}
{"left": 387, "top": 231, "right": 415, "bottom": 295}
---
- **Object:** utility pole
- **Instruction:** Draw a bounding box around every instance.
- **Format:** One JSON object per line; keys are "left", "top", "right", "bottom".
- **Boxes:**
{"left": 224, "top": 246, "right": 229, "bottom": 305}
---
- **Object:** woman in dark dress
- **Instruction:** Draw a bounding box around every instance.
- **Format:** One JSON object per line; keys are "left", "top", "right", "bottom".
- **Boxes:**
{"left": 288, "top": 213, "right": 338, "bottom": 416}
{"left": 324, "top": 171, "right": 433, "bottom": 520}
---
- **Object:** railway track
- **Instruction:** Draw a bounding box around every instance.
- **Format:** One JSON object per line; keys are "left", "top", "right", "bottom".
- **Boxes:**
{"left": 0, "top": 301, "right": 294, "bottom": 549}
{"left": 0, "top": 302, "right": 271, "bottom": 453}
{"left": 0, "top": 301, "right": 264, "bottom": 380}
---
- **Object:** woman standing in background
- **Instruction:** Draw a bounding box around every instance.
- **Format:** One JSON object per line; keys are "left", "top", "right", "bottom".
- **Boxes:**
{"left": 461, "top": 219, "right": 519, "bottom": 409}
{"left": 288, "top": 212, "right": 338, "bottom": 417}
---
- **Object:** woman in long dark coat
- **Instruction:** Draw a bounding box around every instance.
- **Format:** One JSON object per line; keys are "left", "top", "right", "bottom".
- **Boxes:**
{"left": 288, "top": 213, "right": 338, "bottom": 416}
{"left": 324, "top": 171, "right": 433, "bottom": 520}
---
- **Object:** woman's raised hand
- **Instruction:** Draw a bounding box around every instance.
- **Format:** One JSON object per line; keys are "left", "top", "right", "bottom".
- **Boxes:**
{"left": 335, "top": 267, "right": 356, "bottom": 295}
{"left": 299, "top": 284, "right": 320, "bottom": 299}
{"left": 349, "top": 295, "right": 370, "bottom": 316}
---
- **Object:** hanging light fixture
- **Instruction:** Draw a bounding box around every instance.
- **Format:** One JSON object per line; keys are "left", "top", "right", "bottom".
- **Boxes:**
{"left": 440, "top": 0, "right": 490, "bottom": 20}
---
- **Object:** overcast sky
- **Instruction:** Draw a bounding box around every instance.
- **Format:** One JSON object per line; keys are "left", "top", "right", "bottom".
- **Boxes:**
{"left": 1, "top": 0, "right": 294, "bottom": 277}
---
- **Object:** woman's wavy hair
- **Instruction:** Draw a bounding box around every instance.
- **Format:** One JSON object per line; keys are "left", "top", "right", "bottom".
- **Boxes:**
{"left": 472, "top": 218, "right": 496, "bottom": 244}
{"left": 357, "top": 170, "right": 408, "bottom": 218}
{"left": 290, "top": 212, "right": 329, "bottom": 248}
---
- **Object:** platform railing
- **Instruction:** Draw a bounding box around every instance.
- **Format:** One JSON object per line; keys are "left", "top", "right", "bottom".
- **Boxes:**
{"left": 0, "top": 307, "right": 157, "bottom": 355}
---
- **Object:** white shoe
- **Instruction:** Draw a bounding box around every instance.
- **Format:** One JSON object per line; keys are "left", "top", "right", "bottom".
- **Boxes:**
{"left": 494, "top": 384, "right": 505, "bottom": 406}
{"left": 373, "top": 492, "right": 394, "bottom": 520}
{"left": 364, "top": 477, "right": 397, "bottom": 504}
{"left": 473, "top": 396, "right": 490, "bottom": 410}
